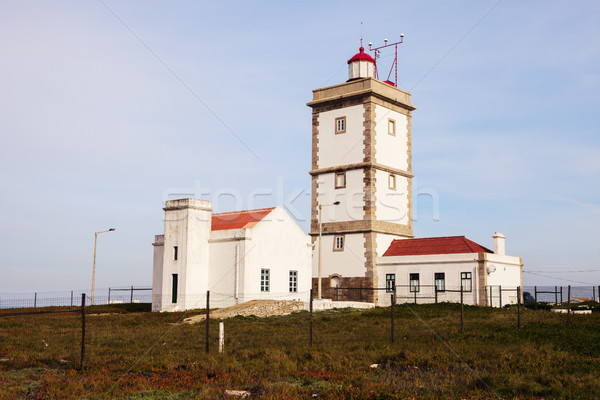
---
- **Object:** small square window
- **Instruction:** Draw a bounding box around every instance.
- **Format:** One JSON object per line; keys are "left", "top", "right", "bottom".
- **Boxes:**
{"left": 261, "top": 268, "right": 270, "bottom": 292}
{"left": 388, "top": 119, "right": 396, "bottom": 136}
{"left": 289, "top": 270, "right": 298, "bottom": 293}
{"left": 333, "top": 235, "right": 345, "bottom": 251}
{"left": 335, "top": 117, "right": 346, "bottom": 134}
{"left": 388, "top": 174, "right": 396, "bottom": 190}
{"left": 173, "top": 246, "right": 178, "bottom": 261}
{"left": 335, "top": 172, "right": 346, "bottom": 189}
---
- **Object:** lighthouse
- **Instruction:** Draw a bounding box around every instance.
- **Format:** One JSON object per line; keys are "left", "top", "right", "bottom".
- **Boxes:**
{"left": 308, "top": 43, "right": 416, "bottom": 304}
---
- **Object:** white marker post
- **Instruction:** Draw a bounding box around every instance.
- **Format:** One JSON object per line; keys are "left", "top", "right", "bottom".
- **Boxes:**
{"left": 219, "top": 322, "right": 224, "bottom": 354}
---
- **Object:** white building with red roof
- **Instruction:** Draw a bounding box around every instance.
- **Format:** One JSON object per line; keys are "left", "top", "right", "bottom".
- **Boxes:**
{"left": 377, "top": 233, "right": 523, "bottom": 306}
{"left": 152, "top": 199, "right": 311, "bottom": 312}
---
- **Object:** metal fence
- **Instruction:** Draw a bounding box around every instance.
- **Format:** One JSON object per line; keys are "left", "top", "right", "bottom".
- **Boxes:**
{"left": 0, "top": 286, "right": 152, "bottom": 309}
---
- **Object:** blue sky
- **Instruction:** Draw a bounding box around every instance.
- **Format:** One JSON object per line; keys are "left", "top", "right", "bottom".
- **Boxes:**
{"left": 1, "top": 1, "right": 599, "bottom": 294}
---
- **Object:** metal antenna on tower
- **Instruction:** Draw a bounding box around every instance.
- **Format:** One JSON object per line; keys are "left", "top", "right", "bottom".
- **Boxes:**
{"left": 367, "top": 34, "right": 405, "bottom": 86}
{"left": 360, "top": 22, "right": 363, "bottom": 47}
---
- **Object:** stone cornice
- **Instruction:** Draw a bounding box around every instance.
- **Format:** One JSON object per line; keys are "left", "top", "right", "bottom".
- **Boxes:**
{"left": 310, "top": 220, "right": 414, "bottom": 238}
{"left": 309, "top": 162, "right": 414, "bottom": 178}
{"left": 307, "top": 78, "right": 416, "bottom": 112}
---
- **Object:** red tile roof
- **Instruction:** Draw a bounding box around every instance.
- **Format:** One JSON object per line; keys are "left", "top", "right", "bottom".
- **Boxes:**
{"left": 382, "top": 236, "right": 493, "bottom": 257}
{"left": 211, "top": 208, "right": 275, "bottom": 231}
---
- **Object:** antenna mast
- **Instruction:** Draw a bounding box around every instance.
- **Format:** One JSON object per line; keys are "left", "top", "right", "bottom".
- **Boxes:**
{"left": 367, "top": 34, "right": 405, "bottom": 87}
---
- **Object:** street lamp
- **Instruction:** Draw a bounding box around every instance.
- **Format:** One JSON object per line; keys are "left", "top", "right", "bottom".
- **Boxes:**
{"left": 318, "top": 201, "right": 340, "bottom": 300}
{"left": 91, "top": 228, "right": 115, "bottom": 305}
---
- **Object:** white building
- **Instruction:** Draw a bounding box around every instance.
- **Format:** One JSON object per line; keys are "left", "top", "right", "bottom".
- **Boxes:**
{"left": 308, "top": 46, "right": 523, "bottom": 306}
{"left": 152, "top": 199, "right": 311, "bottom": 312}
{"left": 377, "top": 233, "right": 523, "bottom": 307}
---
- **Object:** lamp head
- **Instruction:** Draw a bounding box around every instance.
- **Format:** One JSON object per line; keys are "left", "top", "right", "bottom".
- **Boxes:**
{"left": 109, "top": 228, "right": 116, "bottom": 231}
{"left": 333, "top": 201, "right": 341, "bottom": 205}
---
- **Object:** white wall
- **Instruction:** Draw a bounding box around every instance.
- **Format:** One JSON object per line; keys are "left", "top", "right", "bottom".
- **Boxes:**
{"left": 377, "top": 253, "right": 482, "bottom": 306}
{"left": 375, "top": 169, "right": 409, "bottom": 224}
{"left": 316, "top": 169, "right": 365, "bottom": 223}
{"left": 485, "top": 253, "right": 523, "bottom": 306}
{"left": 159, "top": 199, "right": 212, "bottom": 312}
{"left": 317, "top": 104, "right": 365, "bottom": 168}
{"left": 241, "top": 207, "right": 311, "bottom": 301}
{"left": 151, "top": 235, "right": 164, "bottom": 312}
{"left": 312, "top": 233, "right": 366, "bottom": 278}
{"left": 374, "top": 104, "right": 408, "bottom": 171}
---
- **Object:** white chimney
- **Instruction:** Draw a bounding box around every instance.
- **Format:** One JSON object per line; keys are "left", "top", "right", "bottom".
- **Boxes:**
{"left": 492, "top": 232, "right": 506, "bottom": 256}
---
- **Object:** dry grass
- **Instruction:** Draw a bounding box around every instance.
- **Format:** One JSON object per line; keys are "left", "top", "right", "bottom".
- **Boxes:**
{"left": 1, "top": 302, "right": 599, "bottom": 399}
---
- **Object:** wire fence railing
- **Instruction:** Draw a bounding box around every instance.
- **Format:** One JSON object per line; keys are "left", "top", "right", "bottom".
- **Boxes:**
{"left": 0, "top": 286, "right": 152, "bottom": 309}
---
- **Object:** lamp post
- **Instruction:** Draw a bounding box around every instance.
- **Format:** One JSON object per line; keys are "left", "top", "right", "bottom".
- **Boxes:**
{"left": 91, "top": 228, "right": 115, "bottom": 305}
{"left": 318, "top": 201, "right": 340, "bottom": 300}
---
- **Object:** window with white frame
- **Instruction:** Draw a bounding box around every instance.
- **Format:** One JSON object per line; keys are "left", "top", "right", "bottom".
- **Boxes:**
{"left": 289, "top": 270, "right": 298, "bottom": 293}
{"left": 461, "top": 272, "right": 472, "bottom": 292}
{"left": 388, "top": 118, "right": 396, "bottom": 136}
{"left": 386, "top": 274, "right": 396, "bottom": 292}
{"left": 335, "top": 172, "right": 346, "bottom": 189}
{"left": 335, "top": 117, "right": 346, "bottom": 134}
{"left": 434, "top": 272, "right": 445, "bottom": 292}
{"left": 388, "top": 174, "right": 396, "bottom": 190}
{"left": 333, "top": 235, "right": 345, "bottom": 251}
{"left": 261, "top": 268, "right": 270, "bottom": 292}
{"left": 409, "top": 273, "right": 420, "bottom": 292}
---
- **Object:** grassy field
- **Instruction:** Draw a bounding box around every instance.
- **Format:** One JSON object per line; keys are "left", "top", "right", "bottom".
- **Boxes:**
{"left": 1, "top": 302, "right": 599, "bottom": 399}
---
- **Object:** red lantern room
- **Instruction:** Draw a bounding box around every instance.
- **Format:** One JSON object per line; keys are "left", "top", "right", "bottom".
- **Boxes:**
{"left": 347, "top": 47, "right": 375, "bottom": 81}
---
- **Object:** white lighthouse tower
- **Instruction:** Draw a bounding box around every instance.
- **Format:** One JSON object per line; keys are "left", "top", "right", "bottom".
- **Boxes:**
{"left": 308, "top": 41, "right": 416, "bottom": 304}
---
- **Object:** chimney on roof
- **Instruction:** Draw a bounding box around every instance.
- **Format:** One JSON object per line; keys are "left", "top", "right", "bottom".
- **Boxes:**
{"left": 492, "top": 232, "right": 506, "bottom": 256}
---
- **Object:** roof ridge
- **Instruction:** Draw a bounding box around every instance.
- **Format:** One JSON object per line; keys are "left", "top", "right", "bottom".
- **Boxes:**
{"left": 212, "top": 207, "right": 276, "bottom": 217}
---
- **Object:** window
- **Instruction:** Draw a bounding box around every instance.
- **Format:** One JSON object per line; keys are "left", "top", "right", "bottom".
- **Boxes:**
{"left": 335, "top": 117, "right": 346, "bottom": 134}
{"left": 386, "top": 274, "right": 396, "bottom": 292}
{"left": 434, "top": 273, "right": 445, "bottom": 292}
{"left": 388, "top": 174, "right": 396, "bottom": 190}
{"left": 171, "top": 274, "right": 178, "bottom": 303}
{"left": 261, "top": 269, "right": 270, "bottom": 292}
{"left": 388, "top": 118, "right": 396, "bottom": 136}
{"left": 289, "top": 270, "right": 298, "bottom": 293}
{"left": 409, "top": 273, "right": 420, "bottom": 292}
{"left": 173, "top": 246, "right": 178, "bottom": 261}
{"left": 335, "top": 172, "right": 346, "bottom": 189}
{"left": 461, "top": 272, "right": 472, "bottom": 292}
{"left": 331, "top": 276, "right": 341, "bottom": 288}
{"left": 333, "top": 235, "right": 345, "bottom": 251}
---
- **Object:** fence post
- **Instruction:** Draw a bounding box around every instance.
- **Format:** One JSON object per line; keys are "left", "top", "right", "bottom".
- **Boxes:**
{"left": 205, "top": 290, "right": 210, "bottom": 354}
{"left": 335, "top": 286, "right": 338, "bottom": 301}
{"left": 309, "top": 288, "right": 313, "bottom": 347}
{"left": 80, "top": 293, "right": 86, "bottom": 370}
{"left": 434, "top": 286, "right": 438, "bottom": 304}
{"left": 554, "top": 286, "right": 558, "bottom": 304}
{"left": 108, "top": 288, "right": 111, "bottom": 304}
{"left": 517, "top": 286, "right": 521, "bottom": 328}
{"left": 390, "top": 294, "right": 395, "bottom": 344}
{"left": 393, "top": 285, "right": 397, "bottom": 306}
{"left": 560, "top": 286, "right": 563, "bottom": 303}
{"left": 414, "top": 288, "right": 417, "bottom": 304}
{"left": 567, "top": 285, "right": 571, "bottom": 325}
{"left": 34, "top": 292, "right": 37, "bottom": 308}
{"left": 499, "top": 285, "right": 502, "bottom": 308}
{"left": 460, "top": 285, "right": 464, "bottom": 331}
{"left": 597, "top": 286, "right": 600, "bottom": 303}
{"left": 593, "top": 286, "right": 596, "bottom": 304}
{"left": 489, "top": 286, "right": 492, "bottom": 307}
{"left": 71, "top": 290, "right": 74, "bottom": 307}
{"left": 130, "top": 286, "right": 134, "bottom": 303}
{"left": 534, "top": 286, "right": 538, "bottom": 310}
{"left": 219, "top": 322, "right": 224, "bottom": 354}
